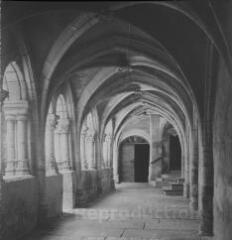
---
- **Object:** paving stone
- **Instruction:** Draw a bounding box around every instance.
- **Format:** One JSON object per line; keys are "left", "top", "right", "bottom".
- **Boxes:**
{"left": 23, "top": 183, "right": 200, "bottom": 240}
{"left": 145, "top": 218, "right": 199, "bottom": 231}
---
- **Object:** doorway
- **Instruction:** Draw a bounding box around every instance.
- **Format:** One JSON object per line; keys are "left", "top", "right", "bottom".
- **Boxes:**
{"left": 119, "top": 136, "right": 150, "bottom": 183}
{"left": 134, "top": 144, "right": 149, "bottom": 182}
{"left": 169, "top": 135, "right": 181, "bottom": 170}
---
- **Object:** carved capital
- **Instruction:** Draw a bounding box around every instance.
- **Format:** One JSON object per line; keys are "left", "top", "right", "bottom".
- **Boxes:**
{"left": 56, "top": 117, "right": 70, "bottom": 133}
{"left": 5, "top": 114, "right": 16, "bottom": 121}
{"left": 46, "top": 113, "right": 57, "bottom": 129}
{"left": 3, "top": 100, "right": 29, "bottom": 116}
{"left": 16, "top": 114, "right": 28, "bottom": 121}
{"left": 104, "top": 133, "right": 111, "bottom": 142}
{"left": 81, "top": 125, "right": 89, "bottom": 137}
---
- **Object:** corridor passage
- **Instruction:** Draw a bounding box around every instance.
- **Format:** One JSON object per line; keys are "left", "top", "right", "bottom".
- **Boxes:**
{"left": 23, "top": 184, "right": 201, "bottom": 240}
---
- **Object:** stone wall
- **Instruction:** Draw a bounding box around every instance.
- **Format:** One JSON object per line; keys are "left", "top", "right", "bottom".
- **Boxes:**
{"left": 213, "top": 58, "right": 232, "bottom": 240}
{"left": 99, "top": 169, "right": 115, "bottom": 194}
{"left": 44, "top": 174, "right": 63, "bottom": 218}
{"left": 76, "top": 169, "right": 114, "bottom": 207}
{"left": 1, "top": 176, "right": 38, "bottom": 240}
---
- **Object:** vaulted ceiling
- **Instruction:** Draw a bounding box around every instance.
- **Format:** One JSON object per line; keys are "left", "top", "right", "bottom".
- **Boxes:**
{"left": 2, "top": 1, "right": 231, "bottom": 141}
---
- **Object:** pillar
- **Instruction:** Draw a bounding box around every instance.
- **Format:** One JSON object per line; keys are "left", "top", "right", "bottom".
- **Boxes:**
{"left": 149, "top": 115, "right": 162, "bottom": 182}
{"left": 45, "top": 113, "right": 58, "bottom": 175}
{"left": 190, "top": 127, "right": 198, "bottom": 210}
{"left": 4, "top": 114, "right": 16, "bottom": 176}
{"left": 109, "top": 135, "right": 113, "bottom": 169}
{"left": 90, "top": 134, "right": 97, "bottom": 169}
{"left": 107, "top": 135, "right": 111, "bottom": 168}
{"left": 15, "top": 114, "right": 30, "bottom": 175}
{"left": 113, "top": 141, "right": 119, "bottom": 183}
{"left": 81, "top": 132, "right": 87, "bottom": 169}
{"left": 184, "top": 127, "right": 190, "bottom": 198}
{"left": 103, "top": 134, "right": 111, "bottom": 168}
{"left": 199, "top": 120, "right": 213, "bottom": 236}
{"left": 56, "top": 118, "right": 71, "bottom": 172}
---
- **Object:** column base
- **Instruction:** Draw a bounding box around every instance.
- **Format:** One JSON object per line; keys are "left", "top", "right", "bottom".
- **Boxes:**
{"left": 199, "top": 217, "right": 213, "bottom": 237}
{"left": 57, "top": 161, "right": 72, "bottom": 172}
{"left": 15, "top": 160, "right": 30, "bottom": 176}
{"left": 190, "top": 200, "right": 198, "bottom": 211}
{"left": 199, "top": 230, "right": 214, "bottom": 237}
{"left": 5, "top": 161, "right": 15, "bottom": 177}
{"left": 46, "top": 160, "right": 58, "bottom": 175}
{"left": 114, "top": 174, "right": 119, "bottom": 183}
{"left": 46, "top": 169, "right": 58, "bottom": 176}
{"left": 184, "top": 182, "right": 190, "bottom": 198}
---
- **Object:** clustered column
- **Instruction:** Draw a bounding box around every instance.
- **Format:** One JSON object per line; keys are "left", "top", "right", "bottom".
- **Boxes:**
{"left": 80, "top": 126, "right": 88, "bottom": 169}
{"left": 199, "top": 120, "right": 213, "bottom": 236}
{"left": 103, "top": 133, "right": 111, "bottom": 168}
{"left": 56, "top": 117, "right": 71, "bottom": 172}
{"left": 16, "top": 113, "right": 30, "bottom": 175}
{"left": 107, "top": 134, "right": 112, "bottom": 168}
{"left": 184, "top": 128, "right": 190, "bottom": 198}
{"left": 45, "top": 113, "right": 58, "bottom": 175}
{"left": 190, "top": 127, "right": 199, "bottom": 210}
{"left": 4, "top": 101, "right": 30, "bottom": 177}
{"left": 149, "top": 115, "right": 162, "bottom": 182}
{"left": 4, "top": 114, "right": 16, "bottom": 176}
{"left": 89, "top": 133, "right": 97, "bottom": 169}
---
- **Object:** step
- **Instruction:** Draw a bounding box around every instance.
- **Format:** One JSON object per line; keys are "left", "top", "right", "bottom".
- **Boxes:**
{"left": 162, "top": 178, "right": 179, "bottom": 185}
{"left": 171, "top": 183, "right": 184, "bottom": 191}
{"left": 162, "top": 183, "right": 183, "bottom": 191}
{"left": 154, "top": 178, "right": 163, "bottom": 188}
{"left": 163, "top": 189, "right": 183, "bottom": 196}
{"left": 177, "top": 178, "right": 185, "bottom": 184}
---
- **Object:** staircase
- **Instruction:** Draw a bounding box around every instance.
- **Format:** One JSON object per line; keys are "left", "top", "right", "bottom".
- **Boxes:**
{"left": 155, "top": 171, "right": 184, "bottom": 196}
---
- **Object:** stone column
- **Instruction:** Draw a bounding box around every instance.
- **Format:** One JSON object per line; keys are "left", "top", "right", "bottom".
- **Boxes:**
{"left": 90, "top": 134, "right": 97, "bottom": 169}
{"left": 199, "top": 120, "right": 213, "bottom": 236}
{"left": 103, "top": 134, "right": 111, "bottom": 168}
{"left": 149, "top": 115, "right": 162, "bottom": 183}
{"left": 199, "top": 42, "right": 214, "bottom": 236}
{"left": 109, "top": 135, "right": 113, "bottom": 169}
{"left": 56, "top": 118, "right": 71, "bottom": 172}
{"left": 190, "top": 127, "right": 199, "bottom": 210}
{"left": 107, "top": 135, "right": 111, "bottom": 168}
{"left": 45, "top": 113, "right": 58, "bottom": 175}
{"left": 184, "top": 127, "right": 191, "bottom": 198}
{"left": 15, "top": 114, "right": 30, "bottom": 175}
{"left": 80, "top": 124, "right": 88, "bottom": 169}
{"left": 4, "top": 114, "right": 16, "bottom": 176}
{"left": 113, "top": 142, "right": 119, "bottom": 183}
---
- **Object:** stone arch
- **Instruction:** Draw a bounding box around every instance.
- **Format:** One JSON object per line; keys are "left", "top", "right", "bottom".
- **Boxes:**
{"left": 56, "top": 94, "right": 68, "bottom": 119}
{"left": 3, "top": 61, "right": 27, "bottom": 101}
{"left": 40, "top": 13, "right": 100, "bottom": 120}
{"left": 108, "top": 1, "right": 232, "bottom": 73}
{"left": 120, "top": 129, "right": 150, "bottom": 144}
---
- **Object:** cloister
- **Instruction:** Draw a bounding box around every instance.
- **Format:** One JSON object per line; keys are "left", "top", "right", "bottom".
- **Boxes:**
{"left": 0, "top": 1, "right": 232, "bottom": 240}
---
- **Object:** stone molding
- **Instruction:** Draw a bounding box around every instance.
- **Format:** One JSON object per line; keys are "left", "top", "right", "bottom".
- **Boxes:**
{"left": 3, "top": 100, "right": 29, "bottom": 116}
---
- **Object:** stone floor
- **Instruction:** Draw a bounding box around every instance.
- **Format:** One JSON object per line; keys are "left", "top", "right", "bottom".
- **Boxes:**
{"left": 23, "top": 183, "right": 203, "bottom": 240}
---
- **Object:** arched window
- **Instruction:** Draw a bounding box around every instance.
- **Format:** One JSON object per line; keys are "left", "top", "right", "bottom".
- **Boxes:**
{"left": 80, "top": 112, "right": 97, "bottom": 170}
{"left": 2, "top": 62, "right": 30, "bottom": 177}
{"left": 102, "top": 120, "right": 113, "bottom": 168}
